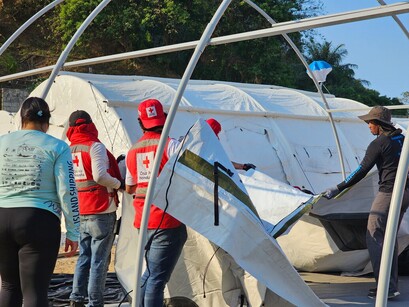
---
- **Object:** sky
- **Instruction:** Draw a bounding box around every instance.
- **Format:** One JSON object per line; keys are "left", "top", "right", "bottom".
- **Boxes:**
{"left": 314, "top": 0, "right": 409, "bottom": 99}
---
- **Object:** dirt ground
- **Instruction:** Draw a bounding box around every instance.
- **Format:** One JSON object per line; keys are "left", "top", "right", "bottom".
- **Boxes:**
{"left": 53, "top": 245, "right": 116, "bottom": 274}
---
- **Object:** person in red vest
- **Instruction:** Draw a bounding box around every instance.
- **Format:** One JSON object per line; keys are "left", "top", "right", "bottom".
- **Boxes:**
{"left": 66, "top": 110, "right": 123, "bottom": 307}
{"left": 125, "top": 99, "right": 187, "bottom": 306}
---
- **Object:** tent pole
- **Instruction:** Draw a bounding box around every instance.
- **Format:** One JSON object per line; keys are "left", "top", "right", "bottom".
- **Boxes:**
{"left": 40, "top": 0, "right": 112, "bottom": 99}
{"left": 377, "top": 0, "right": 409, "bottom": 39}
{"left": 375, "top": 121, "right": 409, "bottom": 306}
{"left": 131, "top": 1, "right": 232, "bottom": 306}
{"left": 0, "top": 0, "right": 65, "bottom": 57}
{"left": 1, "top": 3, "right": 408, "bottom": 84}
{"left": 244, "top": 0, "right": 346, "bottom": 180}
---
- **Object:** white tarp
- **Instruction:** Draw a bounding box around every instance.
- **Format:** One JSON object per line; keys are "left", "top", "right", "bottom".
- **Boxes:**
{"left": 239, "top": 169, "right": 318, "bottom": 237}
{"left": 17, "top": 71, "right": 408, "bottom": 277}
{"left": 0, "top": 110, "right": 16, "bottom": 134}
{"left": 149, "top": 119, "right": 324, "bottom": 306}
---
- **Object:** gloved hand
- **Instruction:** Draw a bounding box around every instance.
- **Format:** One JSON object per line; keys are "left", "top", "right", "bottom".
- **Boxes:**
{"left": 119, "top": 180, "right": 125, "bottom": 190}
{"left": 243, "top": 163, "right": 256, "bottom": 171}
{"left": 323, "top": 186, "right": 340, "bottom": 199}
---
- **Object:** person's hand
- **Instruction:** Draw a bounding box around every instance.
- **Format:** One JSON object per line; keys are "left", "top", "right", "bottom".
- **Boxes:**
{"left": 64, "top": 238, "right": 78, "bottom": 257}
{"left": 323, "top": 186, "right": 340, "bottom": 199}
{"left": 243, "top": 163, "right": 256, "bottom": 171}
{"left": 119, "top": 179, "right": 125, "bottom": 190}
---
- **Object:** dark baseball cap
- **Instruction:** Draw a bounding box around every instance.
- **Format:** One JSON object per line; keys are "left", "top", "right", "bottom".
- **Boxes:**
{"left": 69, "top": 110, "right": 92, "bottom": 127}
{"left": 358, "top": 106, "right": 394, "bottom": 127}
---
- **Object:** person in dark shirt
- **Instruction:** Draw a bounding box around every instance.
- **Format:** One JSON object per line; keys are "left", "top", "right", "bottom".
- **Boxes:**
{"left": 323, "top": 106, "right": 409, "bottom": 299}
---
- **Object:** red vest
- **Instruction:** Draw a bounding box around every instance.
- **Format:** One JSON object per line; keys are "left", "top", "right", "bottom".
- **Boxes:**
{"left": 71, "top": 141, "right": 111, "bottom": 215}
{"left": 126, "top": 131, "right": 181, "bottom": 229}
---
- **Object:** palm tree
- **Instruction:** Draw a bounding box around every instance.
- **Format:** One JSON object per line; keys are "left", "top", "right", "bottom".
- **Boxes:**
{"left": 304, "top": 40, "right": 369, "bottom": 94}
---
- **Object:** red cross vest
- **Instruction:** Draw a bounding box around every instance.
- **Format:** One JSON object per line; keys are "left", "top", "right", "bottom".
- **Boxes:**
{"left": 70, "top": 141, "right": 111, "bottom": 214}
{"left": 126, "top": 131, "right": 181, "bottom": 229}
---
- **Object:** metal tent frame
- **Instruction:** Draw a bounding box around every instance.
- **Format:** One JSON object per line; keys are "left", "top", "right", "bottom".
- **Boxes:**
{"left": 1, "top": 1, "right": 409, "bottom": 306}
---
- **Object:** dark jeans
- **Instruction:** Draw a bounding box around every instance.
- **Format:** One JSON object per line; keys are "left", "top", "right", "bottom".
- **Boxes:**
{"left": 140, "top": 224, "right": 187, "bottom": 307}
{"left": 0, "top": 207, "right": 61, "bottom": 307}
{"left": 367, "top": 189, "right": 409, "bottom": 292}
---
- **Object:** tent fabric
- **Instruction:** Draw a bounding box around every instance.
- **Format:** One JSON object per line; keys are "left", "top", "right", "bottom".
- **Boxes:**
{"left": 239, "top": 169, "right": 318, "bottom": 237}
{"left": 0, "top": 110, "right": 16, "bottom": 134}
{"left": 10, "top": 71, "right": 406, "bottom": 284}
{"left": 150, "top": 119, "right": 324, "bottom": 306}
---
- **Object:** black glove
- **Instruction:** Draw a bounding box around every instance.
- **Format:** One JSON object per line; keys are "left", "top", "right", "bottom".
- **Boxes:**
{"left": 243, "top": 163, "right": 256, "bottom": 171}
{"left": 323, "top": 186, "right": 340, "bottom": 199}
{"left": 119, "top": 180, "right": 125, "bottom": 190}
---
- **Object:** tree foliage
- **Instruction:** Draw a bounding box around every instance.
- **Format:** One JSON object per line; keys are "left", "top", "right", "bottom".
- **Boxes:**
{"left": 0, "top": 0, "right": 405, "bottom": 110}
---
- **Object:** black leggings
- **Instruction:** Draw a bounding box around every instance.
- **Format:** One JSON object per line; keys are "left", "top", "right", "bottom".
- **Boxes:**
{"left": 0, "top": 207, "right": 61, "bottom": 307}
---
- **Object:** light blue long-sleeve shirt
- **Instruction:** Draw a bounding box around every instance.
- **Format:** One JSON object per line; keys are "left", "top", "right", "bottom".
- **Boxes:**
{"left": 0, "top": 130, "right": 80, "bottom": 241}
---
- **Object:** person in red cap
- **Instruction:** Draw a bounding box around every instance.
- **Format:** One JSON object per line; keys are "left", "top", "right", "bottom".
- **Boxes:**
{"left": 66, "top": 110, "right": 123, "bottom": 307}
{"left": 323, "top": 106, "right": 409, "bottom": 299}
{"left": 205, "top": 118, "right": 256, "bottom": 171}
{"left": 125, "top": 99, "right": 186, "bottom": 306}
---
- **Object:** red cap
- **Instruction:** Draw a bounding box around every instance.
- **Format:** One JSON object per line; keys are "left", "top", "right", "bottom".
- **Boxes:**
{"left": 206, "top": 118, "right": 221, "bottom": 137}
{"left": 138, "top": 99, "right": 166, "bottom": 129}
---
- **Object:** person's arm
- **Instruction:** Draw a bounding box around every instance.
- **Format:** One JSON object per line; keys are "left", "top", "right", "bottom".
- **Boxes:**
{"left": 54, "top": 144, "right": 79, "bottom": 256}
{"left": 232, "top": 161, "right": 256, "bottom": 171}
{"left": 167, "top": 138, "right": 181, "bottom": 157}
{"left": 324, "top": 140, "right": 379, "bottom": 199}
{"left": 90, "top": 142, "right": 121, "bottom": 189}
{"left": 125, "top": 158, "right": 137, "bottom": 194}
{"left": 337, "top": 141, "right": 379, "bottom": 191}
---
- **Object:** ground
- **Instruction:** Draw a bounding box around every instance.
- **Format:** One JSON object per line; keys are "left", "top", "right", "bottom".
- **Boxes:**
{"left": 53, "top": 246, "right": 116, "bottom": 274}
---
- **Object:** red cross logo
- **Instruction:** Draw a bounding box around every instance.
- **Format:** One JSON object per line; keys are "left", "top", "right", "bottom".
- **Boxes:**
{"left": 73, "top": 155, "right": 80, "bottom": 167}
{"left": 146, "top": 106, "right": 157, "bottom": 118}
{"left": 143, "top": 156, "right": 150, "bottom": 168}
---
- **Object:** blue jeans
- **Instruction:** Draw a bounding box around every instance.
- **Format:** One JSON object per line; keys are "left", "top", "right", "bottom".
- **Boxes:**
{"left": 140, "top": 224, "right": 187, "bottom": 307}
{"left": 70, "top": 212, "right": 116, "bottom": 307}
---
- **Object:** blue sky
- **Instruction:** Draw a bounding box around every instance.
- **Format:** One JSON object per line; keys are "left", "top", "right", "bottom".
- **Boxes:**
{"left": 314, "top": 0, "right": 409, "bottom": 99}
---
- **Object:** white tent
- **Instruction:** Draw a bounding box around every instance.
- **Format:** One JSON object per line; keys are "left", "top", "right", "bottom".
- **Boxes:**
{"left": 0, "top": 110, "right": 16, "bottom": 135}
{"left": 8, "top": 71, "right": 407, "bottom": 304}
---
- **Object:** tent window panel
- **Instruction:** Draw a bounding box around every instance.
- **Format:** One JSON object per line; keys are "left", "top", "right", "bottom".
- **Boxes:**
{"left": 294, "top": 145, "right": 351, "bottom": 173}
{"left": 222, "top": 125, "right": 288, "bottom": 184}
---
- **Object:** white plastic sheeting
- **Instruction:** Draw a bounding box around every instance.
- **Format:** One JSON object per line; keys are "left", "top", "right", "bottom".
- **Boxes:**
{"left": 7, "top": 71, "right": 403, "bottom": 282}
{"left": 138, "top": 119, "right": 324, "bottom": 306}
{"left": 0, "top": 110, "right": 16, "bottom": 134}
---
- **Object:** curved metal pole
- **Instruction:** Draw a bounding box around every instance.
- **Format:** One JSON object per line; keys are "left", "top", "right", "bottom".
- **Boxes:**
{"left": 373, "top": 2, "right": 409, "bottom": 305}
{"left": 377, "top": 0, "right": 409, "bottom": 39}
{"left": 131, "top": 1, "right": 233, "bottom": 306}
{"left": 1, "top": 3, "right": 409, "bottom": 84}
{"left": 0, "top": 0, "right": 65, "bottom": 57}
{"left": 244, "top": 0, "right": 346, "bottom": 179}
{"left": 40, "top": 0, "right": 112, "bottom": 99}
{"left": 375, "top": 123, "right": 409, "bottom": 306}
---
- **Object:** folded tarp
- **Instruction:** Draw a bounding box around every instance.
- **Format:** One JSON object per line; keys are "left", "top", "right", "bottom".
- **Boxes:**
{"left": 151, "top": 119, "right": 325, "bottom": 307}
{"left": 239, "top": 169, "right": 318, "bottom": 238}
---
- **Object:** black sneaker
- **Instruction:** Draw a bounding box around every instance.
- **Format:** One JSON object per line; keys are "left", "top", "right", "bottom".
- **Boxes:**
{"left": 367, "top": 289, "right": 400, "bottom": 299}
{"left": 69, "top": 301, "right": 85, "bottom": 307}
{"left": 368, "top": 288, "right": 377, "bottom": 295}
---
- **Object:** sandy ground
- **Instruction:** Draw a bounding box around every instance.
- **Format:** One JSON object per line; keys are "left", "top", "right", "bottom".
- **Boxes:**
{"left": 53, "top": 246, "right": 116, "bottom": 274}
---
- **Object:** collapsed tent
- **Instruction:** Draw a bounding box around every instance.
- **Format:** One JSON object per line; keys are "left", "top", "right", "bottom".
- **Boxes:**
{"left": 12, "top": 71, "right": 408, "bottom": 301}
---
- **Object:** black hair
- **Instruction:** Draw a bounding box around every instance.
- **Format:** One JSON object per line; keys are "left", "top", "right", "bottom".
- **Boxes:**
{"left": 20, "top": 97, "right": 51, "bottom": 126}
{"left": 137, "top": 118, "right": 163, "bottom": 132}
{"left": 372, "top": 119, "right": 395, "bottom": 133}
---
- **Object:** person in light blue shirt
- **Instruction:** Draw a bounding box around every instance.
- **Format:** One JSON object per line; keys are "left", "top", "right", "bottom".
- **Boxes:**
{"left": 0, "top": 97, "right": 80, "bottom": 307}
